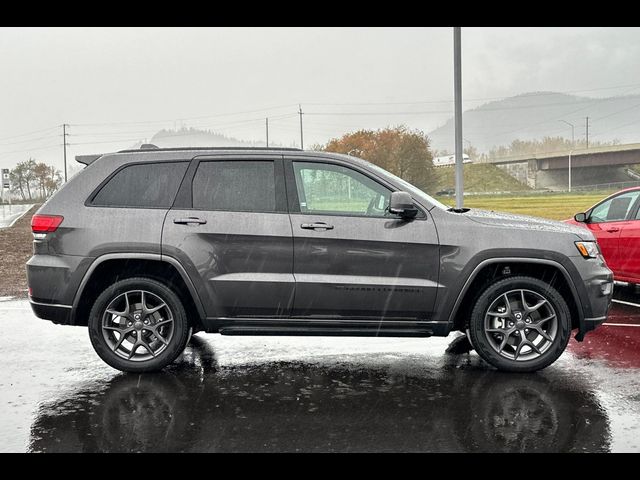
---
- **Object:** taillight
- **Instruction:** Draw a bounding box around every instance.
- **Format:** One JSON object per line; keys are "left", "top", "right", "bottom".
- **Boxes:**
{"left": 31, "top": 214, "right": 64, "bottom": 233}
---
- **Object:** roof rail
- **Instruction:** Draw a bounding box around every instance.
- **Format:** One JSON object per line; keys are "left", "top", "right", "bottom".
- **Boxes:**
{"left": 117, "top": 146, "right": 303, "bottom": 153}
{"left": 76, "top": 154, "right": 102, "bottom": 165}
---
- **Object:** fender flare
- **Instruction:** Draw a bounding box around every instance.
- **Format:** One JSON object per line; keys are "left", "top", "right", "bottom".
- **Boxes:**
{"left": 447, "top": 256, "right": 585, "bottom": 335}
{"left": 70, "top": 252, "right": 206, "bottom": 324}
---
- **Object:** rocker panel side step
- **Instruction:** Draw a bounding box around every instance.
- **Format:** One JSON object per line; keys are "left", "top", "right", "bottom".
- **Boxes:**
{"left": 218, "top": 326, "right": 433, "bottom": 337}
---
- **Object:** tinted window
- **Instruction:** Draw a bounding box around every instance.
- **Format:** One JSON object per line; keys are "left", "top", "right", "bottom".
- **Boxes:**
{"left": 293, "top": 162, "right": 391, "bottom": 217}
{"left": 92, "top": 162, "right": 188, "bottom": 208}
{"left": 192, "top": 161, "right": 276, "bottom": 212}
{"left": 590, "top": 191, "right": 640, "bottom": 223}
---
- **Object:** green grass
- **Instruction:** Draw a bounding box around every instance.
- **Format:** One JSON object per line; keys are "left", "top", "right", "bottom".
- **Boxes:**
{"left": 435, "top": 191, "right": 617, "bottom": 220}
{"left": 431, "top": 164, "right": 532, "bottom": 193}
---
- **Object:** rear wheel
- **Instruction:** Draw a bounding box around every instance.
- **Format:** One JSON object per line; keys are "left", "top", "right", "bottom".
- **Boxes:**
{"left": 468, "top": 276, "right": 571, "bottom": 373}
{"left": 88, "top": 277, "right": 191, "bottom": 373}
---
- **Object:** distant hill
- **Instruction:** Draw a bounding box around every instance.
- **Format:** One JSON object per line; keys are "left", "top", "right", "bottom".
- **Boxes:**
{"left": 428, "top": 92, "right": 640, "bottom": 153}
{"left": 129, "top": 127, "right": 266, "bottom": 149}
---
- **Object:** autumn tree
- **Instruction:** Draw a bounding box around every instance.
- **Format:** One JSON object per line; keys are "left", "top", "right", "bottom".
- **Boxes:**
{"left": 33, "top": 162, "right": 62, "bottom": 198}
{"left": 10, "top": 159, "right": 37, "bottom": 201}
{"left": 320, "top": 126, "right": 436, "bottom": 192}
{"left": 10, "top": 159, "right": 62, "bottom": 201}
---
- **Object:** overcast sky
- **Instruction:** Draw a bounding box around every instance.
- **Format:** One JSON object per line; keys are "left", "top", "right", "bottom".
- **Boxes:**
{"left": 2, "top": 26, "right": 640, "bottom": 173}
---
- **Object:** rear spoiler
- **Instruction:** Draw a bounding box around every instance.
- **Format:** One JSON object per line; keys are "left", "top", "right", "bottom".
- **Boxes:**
{"left": 76, "top": 154, "right": 103, "bottom": 166}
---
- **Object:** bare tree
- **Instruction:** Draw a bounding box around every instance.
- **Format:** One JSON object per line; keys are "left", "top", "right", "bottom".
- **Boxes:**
{"left": 10, "top": 159, "right": 62, "bottom": 201}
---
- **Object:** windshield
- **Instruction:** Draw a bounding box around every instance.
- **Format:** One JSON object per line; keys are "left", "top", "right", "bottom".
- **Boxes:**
{"left": 364, "top": 162, "right": 449, "bottom": 211}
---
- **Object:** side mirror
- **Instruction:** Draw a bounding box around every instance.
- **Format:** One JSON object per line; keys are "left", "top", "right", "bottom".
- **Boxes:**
{"left": 574, "top": 212, "right": 587, "bottom": 223}
{"left": 389, "top": 191, "right": 418, "bottom": 219}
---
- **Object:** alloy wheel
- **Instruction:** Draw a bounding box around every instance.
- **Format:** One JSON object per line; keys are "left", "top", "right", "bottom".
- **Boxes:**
{"left": 483, "top": 289, "right": 558, "bottom": 361}
{"left": 101, "top": 290, "right": 175, "bottom": 362}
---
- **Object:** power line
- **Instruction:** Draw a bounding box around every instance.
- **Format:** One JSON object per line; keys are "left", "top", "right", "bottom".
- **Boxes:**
{"left": 303, "top": 100, "right": 588, "bottom": 116}
{"left": 473, "top": 93, "right": 613, "bottom": 142}
{"left": 0, "top": 143, "right": 61, "bottom": 158}
{"left": 69, "top": 113, "right": 298, "bottom": 139}
{"left": 69, "top": 104, "right": 299, "bottom": 128}
{"left": 68, "top": 138, "right": 146, "bottom": 146}
{"left": 304, "top": 81, "right": 640, "bottom": 107}
{"left": 0, "top": 133, "right": 60, "bottom": 148}
{"left": 591, "top": 101, "right": 640, "bottom": 121}
{"left": 0, "top": 126, "right": 59, "bottom": 143}
{"left": 591, "top": 116, "right": 640, "bottom": 137}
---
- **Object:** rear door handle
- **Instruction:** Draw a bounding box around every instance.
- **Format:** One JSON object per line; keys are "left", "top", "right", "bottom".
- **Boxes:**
{"left": 174, "top": 217, "right": 207, "bottom": 225}
{"left": 301, "top": 222, "right": 334, "bottom": 230}
{"left": 606, "top": 227, "right": 620, "bottom": 233}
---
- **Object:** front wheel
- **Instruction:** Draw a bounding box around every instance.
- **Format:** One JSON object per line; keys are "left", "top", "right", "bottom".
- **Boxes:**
{"left": 88, "top": 277, "right": 191, "bottom": 373}
{"left": 468, "top": 276, "right": 571, "bottom": 373}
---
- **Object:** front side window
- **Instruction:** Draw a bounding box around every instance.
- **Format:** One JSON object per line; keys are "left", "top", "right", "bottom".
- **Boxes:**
{"left": 590, "top": 190, "right": 640, "bottom": 223}
{"left": 192, "top": 160, "right": 276, "bottom": 212}
{"left": 91, "top": 162, "right": 188, "bottom": 208}
{"left": 293, "top": 162, "right": 391, "bottom": 217}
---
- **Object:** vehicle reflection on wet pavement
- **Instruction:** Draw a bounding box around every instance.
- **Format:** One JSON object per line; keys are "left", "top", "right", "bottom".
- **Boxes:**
{"left": 1, "top": 285, "right": 639, "bottom": 452}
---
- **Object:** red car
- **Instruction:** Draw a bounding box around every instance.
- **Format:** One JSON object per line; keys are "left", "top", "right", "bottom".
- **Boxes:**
{"left": 567, "top": 186, "right": 640, "bottom": 284}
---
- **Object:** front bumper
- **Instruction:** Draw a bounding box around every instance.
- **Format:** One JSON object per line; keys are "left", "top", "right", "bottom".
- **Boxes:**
{"left": 575, "top": 315, "right": 609, "bottom": 341}
{"left": 570, "top": 254, "right": 613, "bottom": 341}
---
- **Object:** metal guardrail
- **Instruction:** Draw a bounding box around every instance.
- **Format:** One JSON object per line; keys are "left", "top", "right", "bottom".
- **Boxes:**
{"left": 435, "top": 180, "right": 640, "bottom": 198}
{"left": 567, "top": 180, "right": 640, "bottom": 192}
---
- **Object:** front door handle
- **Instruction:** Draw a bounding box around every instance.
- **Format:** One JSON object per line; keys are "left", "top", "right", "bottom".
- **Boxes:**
{"left": 174, "top": 217, "right": 207, "bottom": 225}
{"left": 301, "top": 222, "right": 334, "bottom": 230}
{"left": 606, "top": 227, "right": 620, "bottom": 233}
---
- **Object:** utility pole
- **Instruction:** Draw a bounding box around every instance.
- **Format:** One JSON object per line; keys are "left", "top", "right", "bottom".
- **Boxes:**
{"left": 453, "top": 27, "right": 464, "bottom": 209}
{"left": 62, "top": 124, "right": 69, "bottom": 182}
{"left": 266, "top": 118, "right": 269, "bottom": 147}
{"left": 298, "top": 104, "right": 304, "bottom": 150}
{"left": 559, "top": 120, "right": 575, "bottom": 193}
{"left": 585, "top": 116, "right": 590, "bottom": 149}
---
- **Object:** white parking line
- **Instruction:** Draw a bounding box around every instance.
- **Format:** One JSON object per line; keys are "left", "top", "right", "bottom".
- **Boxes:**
{"left": 603, "top": 322, "right": 640, "bottom": 327}
{"left": 612, "top": 299, "right": 640, "bottom": 308}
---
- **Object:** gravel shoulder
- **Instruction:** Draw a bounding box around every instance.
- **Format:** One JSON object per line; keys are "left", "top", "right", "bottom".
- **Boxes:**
{"left": 0, "top": 204, "right": 39, "bottom": 298}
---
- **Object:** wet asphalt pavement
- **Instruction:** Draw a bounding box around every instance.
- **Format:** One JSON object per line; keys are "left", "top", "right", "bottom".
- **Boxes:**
{"left": 1, "top": 286, "right": 640, "bottom": 452}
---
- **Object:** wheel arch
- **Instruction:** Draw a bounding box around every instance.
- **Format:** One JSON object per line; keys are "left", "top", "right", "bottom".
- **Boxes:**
{"left": 71, "top": 253, "right": 206, "bottom": 328}
{"left": 448, "top": 257, "right": 584, "bottom": 335}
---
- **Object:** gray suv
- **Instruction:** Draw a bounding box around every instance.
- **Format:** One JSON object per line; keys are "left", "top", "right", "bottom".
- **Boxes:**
{"left": 27, "top": 146, "right": 613, "bottom": 373}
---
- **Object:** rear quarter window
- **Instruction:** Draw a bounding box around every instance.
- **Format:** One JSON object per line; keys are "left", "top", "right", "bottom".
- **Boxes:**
{"left": 90, "top": 162, "right": 189, "bottom": 208}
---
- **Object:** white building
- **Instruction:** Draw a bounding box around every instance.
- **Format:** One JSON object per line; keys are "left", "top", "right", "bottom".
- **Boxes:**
{"left": 432, "top": 153, "right": 472, "bottom": 167}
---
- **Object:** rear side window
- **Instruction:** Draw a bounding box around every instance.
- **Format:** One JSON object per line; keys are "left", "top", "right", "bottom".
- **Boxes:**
{"left": 192, "top": 161, "right": 276, "bottom": 212}
{"left": 91, "top": 162, "right": 188, "bottom": 208}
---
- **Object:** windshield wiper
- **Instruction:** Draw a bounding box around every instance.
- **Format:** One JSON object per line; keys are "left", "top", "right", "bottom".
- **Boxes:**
{"left": 447, "top": 207, "right": 471, "bottom": 213}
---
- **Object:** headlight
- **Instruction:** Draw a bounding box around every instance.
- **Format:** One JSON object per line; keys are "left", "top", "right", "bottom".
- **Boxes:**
{"left": 575, "top": 241, "right": 599, "bottom": 258}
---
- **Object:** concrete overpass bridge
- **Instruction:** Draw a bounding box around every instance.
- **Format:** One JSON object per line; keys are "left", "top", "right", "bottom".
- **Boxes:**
{"left": 485, "top": 143, "right": 640, "bottom": 190}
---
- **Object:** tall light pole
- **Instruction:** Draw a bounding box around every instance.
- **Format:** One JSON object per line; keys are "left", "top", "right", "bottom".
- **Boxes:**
{"left": 559, "top": 120, "right": 574, "bottom": 192}
{"left": 298, "top": 104, "right": 304, "bottom": 150}
{"left": 453, "top": 27, "right": 464, "bottom": 209}
{"left": 62, "top": 124, "right": 69, "bottom": 183}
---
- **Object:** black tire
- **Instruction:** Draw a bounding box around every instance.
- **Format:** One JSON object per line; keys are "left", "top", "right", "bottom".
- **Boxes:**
{"left": 88, "top": 277, "right": 191, "bottom": 373}
{"left": 468, "top": 276, "right": 571, "bottom": 373}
